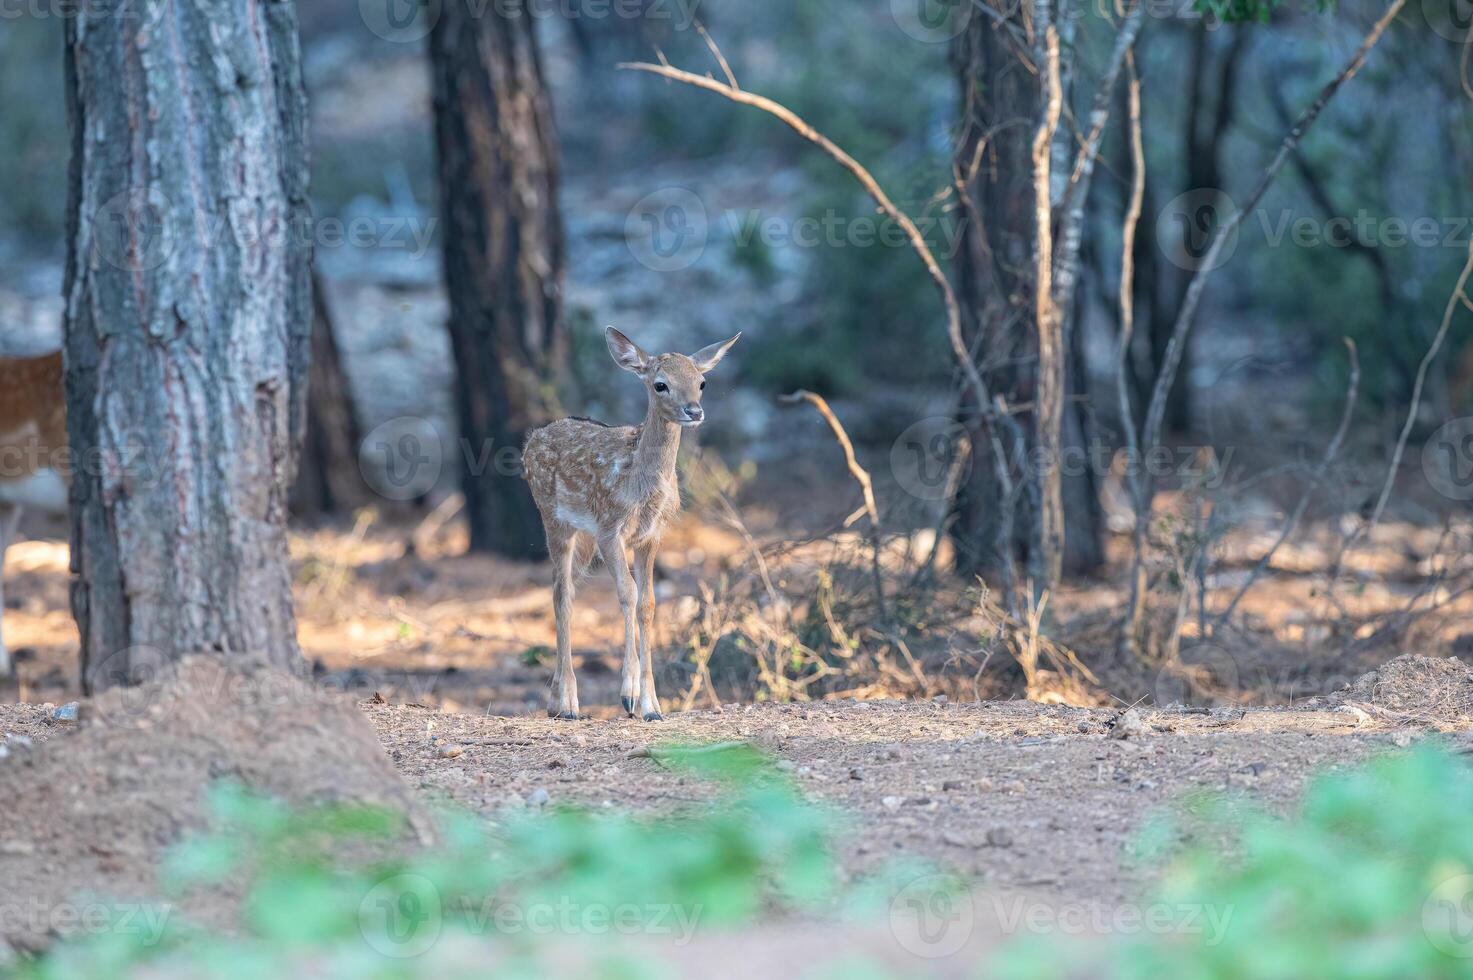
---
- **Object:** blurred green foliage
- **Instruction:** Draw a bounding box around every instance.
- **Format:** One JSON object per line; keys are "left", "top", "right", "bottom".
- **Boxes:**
{"left": 15, "top": 744, "right": 835, "bottom": 979}
{"left": 999, "top": 743, "right": 1473, "bottom": 979}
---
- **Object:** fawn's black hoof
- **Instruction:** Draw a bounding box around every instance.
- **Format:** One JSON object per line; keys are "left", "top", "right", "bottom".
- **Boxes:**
{"left": 622, "top": 696, "right": 636, "bottom": 716}
{"left": 642, "top": 711, "right": 665, "bottom": 722}
{"left": 549, "top": 710, "right": 580, "bottom": 721}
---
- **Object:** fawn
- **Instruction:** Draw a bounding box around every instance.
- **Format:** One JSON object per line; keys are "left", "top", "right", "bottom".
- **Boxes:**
{"left": 0, "top": 351, "right": 68, "bottom": 677}
{"left": 523, "top": 327, "right": 740, "bottom": 720}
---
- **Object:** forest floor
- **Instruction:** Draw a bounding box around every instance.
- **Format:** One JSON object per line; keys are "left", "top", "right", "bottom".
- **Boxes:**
{"left": 1, "top": 656, "right": 1470, "bottom": 973}
{"left": 4, "top": 505, "right": 1473, "bottom": 971}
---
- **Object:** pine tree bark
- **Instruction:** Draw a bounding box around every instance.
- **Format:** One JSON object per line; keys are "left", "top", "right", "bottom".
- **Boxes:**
{"left": 64, "top": 3, "right": 310, "bottom": 692}
{"left": 430, "top": 0, "right": 566, "bottom": 559}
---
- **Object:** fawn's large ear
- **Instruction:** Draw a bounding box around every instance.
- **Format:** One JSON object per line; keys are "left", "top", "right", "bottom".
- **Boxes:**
{"left": 606, "top": 327, "right": 650, "bottom": 375}
{"left": 691, "top": 332, "right": 741, "bottom": 373}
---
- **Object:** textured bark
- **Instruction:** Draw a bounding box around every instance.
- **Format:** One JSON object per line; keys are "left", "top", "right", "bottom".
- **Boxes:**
{"left": 950, "top": 2, "right": 1040, "bottom": 579}
{"left": 949, "top": 2, "right": 1104, "bottom": 582}
{"left": 430, "top": 0, "right": 566, "bottom": 559}
{"left": 64, "top": 2, "right": 310, "bottom": 691}
{"left": 292, "top": 272, "right": 366, "bottom": 517}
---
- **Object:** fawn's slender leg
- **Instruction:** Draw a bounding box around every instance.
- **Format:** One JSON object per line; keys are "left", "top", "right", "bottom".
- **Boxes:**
{"left": 0, "top": 503, "right": 20, "bottom": 678}
{"left": 548, "top": 531, "right": 580, "bottom": 720}
{"left": 600, "top": 532, "right": 644, "bottom": 719}
{"left": 618, "top": 543, "right": 642, "bottom": 716}
{"left": 633, "top": 541, "right": 662, "bottom": 721}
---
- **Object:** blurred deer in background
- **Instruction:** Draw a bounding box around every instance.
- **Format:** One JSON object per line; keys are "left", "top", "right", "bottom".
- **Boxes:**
{"left": 0, "top": 351, "right": 67, "bottom": 678}
{"left": 523, "top": 327, "right": 740, "bottom": 721}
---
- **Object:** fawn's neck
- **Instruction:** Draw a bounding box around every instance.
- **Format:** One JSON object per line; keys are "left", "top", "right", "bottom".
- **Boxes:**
{"left": 633, "top": 399, "right": 681, "bottom": 485}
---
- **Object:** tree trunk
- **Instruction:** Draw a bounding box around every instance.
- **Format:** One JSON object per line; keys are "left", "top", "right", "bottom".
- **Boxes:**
{"left": 950, "top": 1, "right": 1040, "bottom": 580}
{"left": 292, "top": 272, "right": 366, "bottom": 518}
{"left": 1152, "top": 24, "right": 1246, "bottom": 435}
{"left": 950, "top": 1, "right": 1106, "bottom": 585}
{"left": 430, "top": 0, "right": 565, "bottom": 559}
{"left": 64, "top": 3, "right": 310, "bottom": 692}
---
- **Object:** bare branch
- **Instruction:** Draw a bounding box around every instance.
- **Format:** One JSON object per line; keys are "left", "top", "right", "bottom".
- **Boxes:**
{"left": 1361, "top": 238, "right": 1473, "bottom": 537}
{"left": 1212, "top": 339, "right": 1360, "bottom": 631}
{"left": 1138, "top": 0, "right": 1406, "bottom": 508}
{"left": 1117, "top": 53, "right": 1149, "bottom": 654}
{"left": 618, "top": 59, "right": 993, "bottom": 426}
{"left": 780, "top": 389, "right": 887, "bottom": 622}
{"left": 1031, "top": 20, "right": 1066, "bottom": 590}
{"left": 1056, "top": 0, "right": 1146, "bottom": 279}
{"left": 693, "top": 19, "right": 738, "bottom": 91}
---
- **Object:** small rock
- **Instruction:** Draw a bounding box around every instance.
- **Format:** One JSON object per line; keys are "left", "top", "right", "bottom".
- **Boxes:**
{"left": 625, "top": 745, "right": 652, "bottom": 759}
{"left": 932, "top": 695, "right": 948, "bottom": 705}
{"left": 0, "top": 841, "right": 35, "bottom": 857}
{"left": 942, "top": 833, "right": 970, "bottom": 847}
{"left": 881, "top": 795, "right": 905, "bottom": 811}
{"left": 776, "top": 759, "right": 797, "bottom": 772}
{"left": 548, "top": 755, "right": 571, "bottom": 769}
{"left": 849, "top": 767, "right": 865, "bottom": 781}
{"left": 882, "top": 748, "right": 902, "bottom": 761}
{"left": 436, "top": 744, "right": 464, "bottom": 759}
{"left": 7, "top": 735, "right": 33, "bottom": 750}
{"left": 51, "top": 702, "right": 79, "bottom": 724}
{"left": 977, "top": 777, "right": 995, "bottom": 792}
{"left": 1110, "top": 708, "right": 1148, "bottom": 740}
{"left": 1390, "top": 730, "right": 1415, "bottom": 748}
{"left": 504, "top": 792, "right": 525, "bottom": 808}
{"left": 528, "top": 788, "right": 550, "bottom": 807}
{"left": 942, "top": 779, "right": 965, "bottom": 792}
{"left": 985, "top": 827, "right": 1014, "bottom": 848}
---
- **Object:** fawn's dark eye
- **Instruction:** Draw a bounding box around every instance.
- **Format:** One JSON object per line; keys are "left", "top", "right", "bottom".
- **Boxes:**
{"left": 700, "top": 381, "right": 706, "bottom": 390}
{"left": 654, "top": 382, "right": 668, "bottom": 393}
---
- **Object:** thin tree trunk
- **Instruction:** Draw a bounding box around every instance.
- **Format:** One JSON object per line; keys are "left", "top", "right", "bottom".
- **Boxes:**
{"left": 430, "top": 0, "right": 565, "bottom": 559}
{"left": 64, "top": 3, "right": 310, "bottom": 691}
{"left": 292, "top": 272, "right": 366, "bottom": 517}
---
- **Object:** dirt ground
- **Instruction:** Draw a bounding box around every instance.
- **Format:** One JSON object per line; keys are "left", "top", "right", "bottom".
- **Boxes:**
{"left": 2, "top": 650, "right": 1470, "bottom": 972}
{"left": 4, "top": 503, "right": 1473, "bottom": 971}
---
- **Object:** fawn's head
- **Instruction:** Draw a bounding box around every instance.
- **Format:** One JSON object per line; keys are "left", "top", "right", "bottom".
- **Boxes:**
{"left": 606, "top": 327, "right": 740, "bottom": 428}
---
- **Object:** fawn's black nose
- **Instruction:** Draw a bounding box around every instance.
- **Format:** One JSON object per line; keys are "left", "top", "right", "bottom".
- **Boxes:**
{"left": 684, "top": 404, "right": 704, "bottom": 423}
